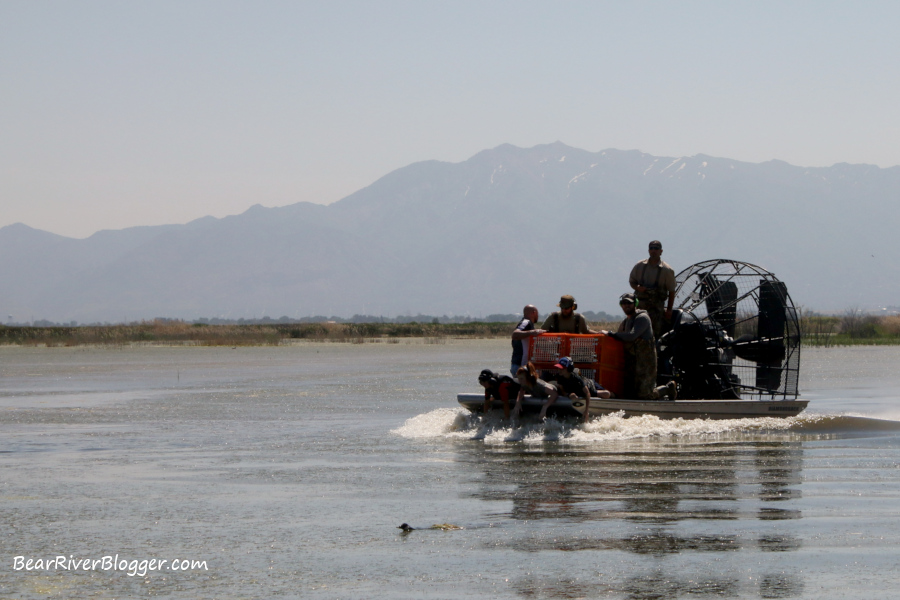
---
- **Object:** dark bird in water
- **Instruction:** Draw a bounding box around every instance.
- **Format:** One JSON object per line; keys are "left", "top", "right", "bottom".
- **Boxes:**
{"left": 398, "top": 523, "right": 415, "bottom": 531}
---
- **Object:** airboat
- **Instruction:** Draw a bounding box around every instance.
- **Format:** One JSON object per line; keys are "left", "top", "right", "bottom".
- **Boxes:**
{"left": 458, "top": 259, "right": 808, "bottom": 420}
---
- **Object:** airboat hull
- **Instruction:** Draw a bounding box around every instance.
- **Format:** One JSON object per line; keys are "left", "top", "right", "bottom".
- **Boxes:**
{"left": 457, "top": 393, "right": 808, "bottom": 420}
{"left": 568, "top": 397, "right": 809, "bottom": 419}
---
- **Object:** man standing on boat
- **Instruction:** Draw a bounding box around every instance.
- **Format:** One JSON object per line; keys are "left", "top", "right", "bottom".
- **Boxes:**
{"left": 601, "top": 293, "right": 676, "bottom": 401}
{"left": 511, "top": 305, "right": 545, "bottom": 376}
{"left": 542, "top": 295, "right": 594, "bottom": 334}
{"left": 629, "top": 240, "right": 676, "bottom": 338}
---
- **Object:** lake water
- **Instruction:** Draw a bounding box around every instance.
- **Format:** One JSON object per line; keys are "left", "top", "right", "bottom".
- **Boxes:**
{"left": 2, "top": 341, "right": 900, "bottom": 599}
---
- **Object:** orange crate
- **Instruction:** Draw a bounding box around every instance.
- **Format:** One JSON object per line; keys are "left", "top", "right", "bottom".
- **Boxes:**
{"left": 527, "top": 333, "right": 624, "bottom": 398}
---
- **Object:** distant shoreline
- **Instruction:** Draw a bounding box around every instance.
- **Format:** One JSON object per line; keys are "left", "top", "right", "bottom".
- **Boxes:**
{"left": 0, "top": 321, "right": 535, "bottom": 347}
{"left": 1, "top": 316, "right": 899, "bottom": 347}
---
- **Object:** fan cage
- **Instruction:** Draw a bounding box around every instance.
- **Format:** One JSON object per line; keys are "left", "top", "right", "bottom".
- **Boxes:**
{"left": 672, "top": 259, "right": 801, "bottom": 400}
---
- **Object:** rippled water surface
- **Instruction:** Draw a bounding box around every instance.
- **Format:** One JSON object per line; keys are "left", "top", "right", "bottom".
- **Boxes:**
{"left": 2, "top": 342, "right": 900, "bottom": 599}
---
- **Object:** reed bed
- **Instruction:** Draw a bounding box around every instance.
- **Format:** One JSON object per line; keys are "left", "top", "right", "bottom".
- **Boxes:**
{"left": 3, "top": 316, "right": 895, "bottom": 347}
{"left": 0, "top": 320, "right": 519, "bottom": 347}
{"left": 800, "top": 314, "right": 900, "bottom": 346}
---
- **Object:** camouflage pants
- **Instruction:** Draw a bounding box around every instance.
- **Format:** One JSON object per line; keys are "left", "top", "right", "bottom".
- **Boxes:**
{"left": 624, "top": 338, "right": 660, "bottom": 400}
{"left": 637, "top": 290, "right": 669, "bottom": 339}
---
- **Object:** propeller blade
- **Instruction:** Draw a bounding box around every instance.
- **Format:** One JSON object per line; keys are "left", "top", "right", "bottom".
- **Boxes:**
{"left": 756, "top": 280, "right": 788, "bottom": 391}
{"left": 700, "top": 273, "right": 738, "bottom": 337}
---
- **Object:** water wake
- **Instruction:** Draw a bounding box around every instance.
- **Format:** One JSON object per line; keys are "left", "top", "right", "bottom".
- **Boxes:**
{"left": 392, "top": 409, "right": 900, "bottom": 444}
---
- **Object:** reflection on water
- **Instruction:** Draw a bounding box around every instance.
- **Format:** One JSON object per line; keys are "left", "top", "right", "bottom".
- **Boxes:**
{"left": 466, "top": 441, "right": 803, "bottom": 524}
{"left": 760, "top": 574, "right": 804, "bottom": 599}
{"left": 758, "top": 535, "right": 801, "bottom": 552}
{"left": 511, "top": 569, "right": 804, "bottom": 600}
{"left": 459, "top": 438, "right": 806, "bottom": 598}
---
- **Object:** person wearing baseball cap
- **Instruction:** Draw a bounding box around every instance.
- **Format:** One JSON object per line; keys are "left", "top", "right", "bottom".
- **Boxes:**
{"left": 601, "top": 293, "right": 677, "bottom": 401}
{"left": 541, "top": 295, "right": 595, "bottom": 334}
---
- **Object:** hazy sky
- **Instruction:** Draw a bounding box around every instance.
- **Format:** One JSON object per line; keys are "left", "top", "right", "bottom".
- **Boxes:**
{"left": 3, "top": 1, "right": 899, "bottom": 238}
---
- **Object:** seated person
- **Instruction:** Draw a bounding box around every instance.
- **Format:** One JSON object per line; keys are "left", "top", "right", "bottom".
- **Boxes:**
{"left": 513, "top": 362, "right": 559, "bottom": 420}
{"left": 477, "top": 368, "right": 520, "bottom": 419}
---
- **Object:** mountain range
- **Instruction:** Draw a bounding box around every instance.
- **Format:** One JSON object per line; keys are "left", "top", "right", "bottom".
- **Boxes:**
{"left": 1, "top": 142, "right": 897, "bottom": 323}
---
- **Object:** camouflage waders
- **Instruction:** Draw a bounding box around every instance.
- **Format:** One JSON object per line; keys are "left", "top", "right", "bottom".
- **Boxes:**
{"left": 624, "top": 337, "right": 661, "bottom": 400}
{"left": 636, "top": 288, "right": 669, "bottom": 339}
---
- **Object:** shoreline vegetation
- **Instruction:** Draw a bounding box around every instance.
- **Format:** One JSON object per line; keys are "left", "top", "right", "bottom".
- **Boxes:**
{"left": 0, "top": 321, "right": 524, "bottom": 347}
{"left": 1, "top": 314, "right": 899, "bottom": 347}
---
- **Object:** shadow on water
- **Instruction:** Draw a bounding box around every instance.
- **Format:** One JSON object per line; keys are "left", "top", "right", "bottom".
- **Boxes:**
{"left": 460, "top": 438, "right": 806, "bottom": 599}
